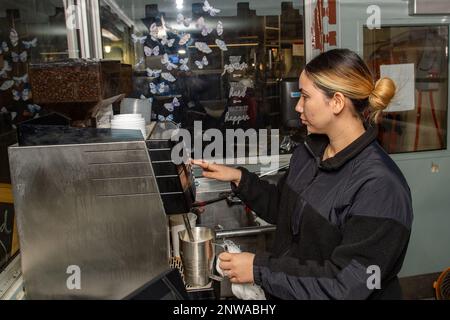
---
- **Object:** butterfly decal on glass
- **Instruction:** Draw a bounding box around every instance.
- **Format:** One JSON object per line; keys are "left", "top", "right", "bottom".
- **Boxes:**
{"left": 22, "top": 38, "right": 38, "bottom": 49}
{"left": 164, "top": 97, "right": 181, "bottom": 112}
{"left": 161, "top": 36, "right": 175, "bottom": 48}
{"left": 203, "top": 0, "right": 221, "bottom": 16}
{"left": 12, "top": 88, "right": 30, "bottom": 101}
{"left": 134, "top": 57, "right": 144, "bottom": 69}
{"left": 196, "top": 17, "right": 213, "bottom": 37}
{"left": 195, "top": 56, "right": 209, "bottom": 69}
{"left": 131, "top": 34, "right": 147, "bottom": 44}
{"left": 161, "top": 54, "right": 178, "bottom": 71}
{"left": 10, "top": 29, "right": 19, "bottom": 47}
{"left": 13, "top": 74, "right": 28, "bottom": 85}
{"left": 179, "top": 33, "right": 191, "bottom": 46}
{"left": 195, "top": 42, "right": 212, "bottom": 54}
{"left": 150, "top": 82, "right": 169, "bottom": 95}
{"left": 158, "top": 114, "right": 174, "bottom": 122}
{"left": 215, "top": 39, "right": 228, "bottom": 51}
{"left": 27, "top": 104, "right": 41, "bottom": 114}
{"left": 144, "top": 45, "right": 160, "bottom": 57}
{"left": 179, "top": 58, "right": 189, "bottom": 72}
{"left": 149, "top": 23, "right": 162, "bottom": 41}
{"left": 177, "top": 13, "right": 192, "bottom": 28}
{"left": 0, "top": 41, "right": 9, "bottom": 54}
{"left": 217, "top": 21, "right": 224, "bottom": 36}
{"left": 146, "top": 68, "right": 162, "bottom": 78}
{"left": 161, "top": 72, "right": 177, "bottom": 83}
{"left": 12, "top": 51, "right": 27, "bottom": 63}
{"left": 0, "top": 80, "right": 14, "bottom": 91}
{"left": 0, "top": 61, "right": 12, "bottom": 78}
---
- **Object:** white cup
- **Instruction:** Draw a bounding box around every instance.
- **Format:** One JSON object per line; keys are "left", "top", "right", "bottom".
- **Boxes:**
{"left": 169, "top": 213, "right": 197, "bottom": 257}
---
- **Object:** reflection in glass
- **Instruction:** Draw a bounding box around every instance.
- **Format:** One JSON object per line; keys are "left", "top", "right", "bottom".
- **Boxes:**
{"left": 364, "top": 25, "right": 448, "bottom": 153}
{"left": 99, "top": 1, "right": 305, "bottom": 138}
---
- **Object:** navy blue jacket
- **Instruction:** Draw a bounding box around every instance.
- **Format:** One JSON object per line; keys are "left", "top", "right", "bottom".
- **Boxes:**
{"left": 232, "top": 127, "right": 413, "bottom": 300}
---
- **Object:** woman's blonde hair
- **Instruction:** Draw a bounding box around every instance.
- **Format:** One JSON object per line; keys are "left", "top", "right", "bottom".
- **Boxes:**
{"left": 304, "top": 49, "right": 396, "bottom": 123}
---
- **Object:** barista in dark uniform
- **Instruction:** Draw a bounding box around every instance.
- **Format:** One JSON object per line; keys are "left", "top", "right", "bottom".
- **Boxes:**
{"left": 192, "top": 49, "right": 413, "bottom": 300}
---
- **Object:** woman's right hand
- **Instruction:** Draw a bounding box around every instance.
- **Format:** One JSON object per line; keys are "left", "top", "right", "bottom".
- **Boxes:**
{"left": 191, "top": 159, "right": 242, "bottom": 187}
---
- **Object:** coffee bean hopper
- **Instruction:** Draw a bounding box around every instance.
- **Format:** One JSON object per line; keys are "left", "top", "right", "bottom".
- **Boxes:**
{"left": 7, "top": 121, "right": 203, "bottom": 299}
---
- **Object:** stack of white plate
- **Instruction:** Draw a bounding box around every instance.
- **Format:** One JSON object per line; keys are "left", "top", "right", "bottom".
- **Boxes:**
{"left": 111, "top": 114, "right": 147, "bottom": 138}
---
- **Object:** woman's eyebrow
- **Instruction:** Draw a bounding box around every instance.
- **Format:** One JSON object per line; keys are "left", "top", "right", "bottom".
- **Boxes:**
{"left": 300, "top": 88, "right": 309, "bottom": 95}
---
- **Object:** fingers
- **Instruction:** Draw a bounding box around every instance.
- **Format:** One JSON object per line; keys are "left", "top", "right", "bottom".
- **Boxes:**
{"left": 219, "top": 261, "right": 232, "bottom": 271}
{"left": 191, "top": 159, "right": 209, "bottom": 169}
{"left": 219, "top": 252, "right": 233, "bottom": 261}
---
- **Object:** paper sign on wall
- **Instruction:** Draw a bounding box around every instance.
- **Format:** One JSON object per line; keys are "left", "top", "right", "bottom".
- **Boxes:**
{"left": 293, "top": 43, "right": 304, "bottom": 57}
{"left": 380, "top": 63, "right": 415, "bottom": 112}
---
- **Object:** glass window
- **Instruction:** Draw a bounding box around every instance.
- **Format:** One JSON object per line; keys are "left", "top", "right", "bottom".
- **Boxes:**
{"left": 364, "top": 25, "right": 448, "bottom": 153}
{"left": 0, "top": 0, "right": 71, "bottom": 126}
{"left": 99, "top": 1, "right": 305, "bottom": 155}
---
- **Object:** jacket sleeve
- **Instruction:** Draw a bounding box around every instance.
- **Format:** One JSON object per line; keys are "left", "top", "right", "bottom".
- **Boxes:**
{"left": 230, "top": 167, "right": 289, "bottom": 225}
{"left": 252, "top": 176, "right": 413, "bottom": 300}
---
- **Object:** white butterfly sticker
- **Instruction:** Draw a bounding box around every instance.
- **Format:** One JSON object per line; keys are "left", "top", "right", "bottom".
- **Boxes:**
{"left": 217, "top": 21, "right": 224, "bottom": 36}
{"left": 144, "top": 45, "right": 160, "bottom": 57}
{"left": 195, "top": 42, "right": 212, "bottom": 54}
{"left": 177, "top": 13, "right": 192, "bottom": 28}
{"left": 203, "top": 0, "right": 221, "bottom": 16}
{"left": 1, "top": 107, "right": 8, "bottom": 113}
{"left": 161, "top": 37, "right": 175, "bottom": 48}
{"left": 196, "top": 17, "right": 213, "bottom": 37}
{"left": 12, "top": 88, "right": 30, "bottom": 101}
{"left": 146, "top": 68, "right": 162, "bottom": 78}
{"left": 10, "top": 29, "right": 19, "bottom": 47}
{"left": 0, "top": 80, "right": 14, "bottom": 91}
{"left": 12, "top": 51, "right": 28, "bottom": 63}
{"left": 179, "top": 33, "right": 191, "bottom": 46}
{"left": 132, "top": 34, "right": 147, "bottom": 44}
{"left": 134, "top": 57, "right": 144, "bottom": 69}
{"left": 195, "top": 56, "right": 209, "bottom": 69}
{"left": 0, "top": 61, "right": 12, "bottom": 78}
{"left": 164, "top": 97, "right": 180, "bottom": 113}
{"left": 22, "top": 38, "right": 38, "bottom": 49}
{"left": 149, "top": 23, "right": 164, "bottom": 41}
{"left": 158, "top": 114, "right": 174, "bottom": 122}
{"left": 180, "top": 58, "right": 189, "bottom": 72}
{"left": 161, "top": 72, "right": 177, "bottom": 83}
{"left": 161, "top": 54, "right": 178, "bottom": 71}
{"left": 13, "top": 74, "right": 29, "bottom": 85}
{"left": 150, "top": 82, "right": 168, "bottom": 95}
{"left": 1, "top": 41, "right": 9, "bottom": 54}
{"left": 215, "top": 39, "right": 228, "bottom": 51}
{"left": 27, "top": 104, "right": 41, "bottom": 113}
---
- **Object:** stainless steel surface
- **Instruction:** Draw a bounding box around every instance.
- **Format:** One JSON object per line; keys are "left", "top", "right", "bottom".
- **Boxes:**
{"left": 194, "top": 169, "right": 287, "bottom": 298}
{"left": 120, "top": 98, "right": 152, "bottom": 125}
{"left": 183, "top": 213, "right": 195, "bottom": 242}
{"left": 8, "top": 140, "right": 169, "bottom": 299}
{"left": 179, "top": 227, "right": 215, "bottom": 287}
{"left": 0, "top": 255, "right": 24, "bottom": 300}
{"left": 215, "top": 226, "right": 276, "bottom": 238}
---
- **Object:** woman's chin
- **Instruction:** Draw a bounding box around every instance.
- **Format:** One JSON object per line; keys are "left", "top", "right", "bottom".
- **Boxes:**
{"left": 304, "top": 123, "right": 317, "bottom": 134}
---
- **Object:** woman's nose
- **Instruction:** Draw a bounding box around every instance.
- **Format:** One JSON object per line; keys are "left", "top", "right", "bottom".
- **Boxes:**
{"left": 295, "top": 96, "right": 304, "bottom": 114}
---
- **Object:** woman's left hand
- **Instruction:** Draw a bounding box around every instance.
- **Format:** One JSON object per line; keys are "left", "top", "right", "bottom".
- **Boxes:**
{"left": 218, "top": 252, "right": 255, "bottom": 284}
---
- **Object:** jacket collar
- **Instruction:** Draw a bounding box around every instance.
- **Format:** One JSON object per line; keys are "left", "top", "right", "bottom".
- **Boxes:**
{"left": 304, "top": 125, "right": 378, "bottom": 171}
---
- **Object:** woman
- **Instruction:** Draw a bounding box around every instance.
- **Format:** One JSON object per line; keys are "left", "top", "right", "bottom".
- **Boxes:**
{"left": 192, "top": 49, "right": 413, "bottom": 300}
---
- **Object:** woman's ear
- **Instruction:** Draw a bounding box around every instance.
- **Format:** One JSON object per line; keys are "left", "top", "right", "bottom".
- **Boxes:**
{"left": 331, "top": 92, "right": 346, "bottom": 115}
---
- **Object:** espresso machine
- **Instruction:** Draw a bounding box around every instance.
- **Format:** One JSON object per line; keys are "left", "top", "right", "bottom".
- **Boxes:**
{"left": 8, "top": 121, "right": 198, "bottom": 299}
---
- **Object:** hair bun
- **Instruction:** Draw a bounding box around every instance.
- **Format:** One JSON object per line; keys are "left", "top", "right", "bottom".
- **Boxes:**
{"left": 369, "top": 77, "right": 396, "bottom": 111}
